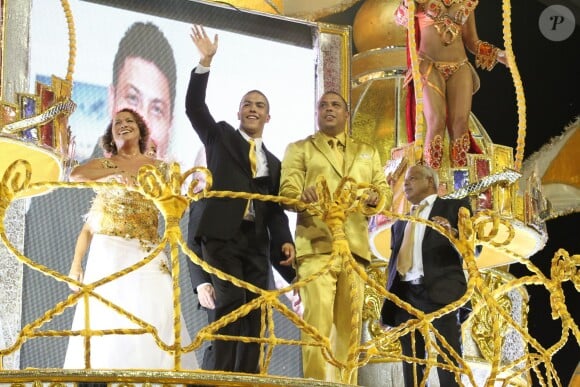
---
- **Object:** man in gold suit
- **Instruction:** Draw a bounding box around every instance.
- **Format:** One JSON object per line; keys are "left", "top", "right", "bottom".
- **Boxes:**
{"left": 280, "top": 91, "right": 390, "bottom": 383}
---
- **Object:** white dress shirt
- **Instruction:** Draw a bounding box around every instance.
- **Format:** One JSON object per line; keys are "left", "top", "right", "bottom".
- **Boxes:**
{"left": 401, "top": 193, "right": 438, "bottom": 282}
{"left": 238, "top": 129, "right": 268, "bottom": 177}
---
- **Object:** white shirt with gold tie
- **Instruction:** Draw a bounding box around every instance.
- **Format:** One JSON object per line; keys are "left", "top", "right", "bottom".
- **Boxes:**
{"left": 401, "top": 193, "right": 438, "bottom": 282}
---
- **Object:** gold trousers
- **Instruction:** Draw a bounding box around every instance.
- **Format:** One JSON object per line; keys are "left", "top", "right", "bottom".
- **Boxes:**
{"left": 297, "top": 253, "right": 366, "bottom": 383}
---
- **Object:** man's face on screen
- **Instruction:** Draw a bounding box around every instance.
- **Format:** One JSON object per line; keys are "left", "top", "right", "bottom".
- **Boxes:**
{"left": 110, "top": 56, "right": 173, "bottom": 158}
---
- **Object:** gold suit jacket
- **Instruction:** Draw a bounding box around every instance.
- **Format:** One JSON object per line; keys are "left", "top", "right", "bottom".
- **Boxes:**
{"left": 280, "top": 131, "right": 389, "bottom": 262}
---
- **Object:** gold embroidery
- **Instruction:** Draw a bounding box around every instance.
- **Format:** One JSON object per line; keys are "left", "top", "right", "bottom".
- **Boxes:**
{"left": 424, "top": 134, "right": 444, "bottom": 169}
{"left": 86, "top": 159, "right": 168, "bottom": 248}
{"left": 451, "top": 132, "right": 470, "bottom": 167}
{"left": 100, "top": 158, "right": 118, "bottom": 169}
{"left": 418, "top": 0, "right": 479, "bottom": 45}
{"left": 86, "top": 188, "right": 160, "bottom": 247}
{"left": 159, "top": 260, "right": 171, "bottom": 275}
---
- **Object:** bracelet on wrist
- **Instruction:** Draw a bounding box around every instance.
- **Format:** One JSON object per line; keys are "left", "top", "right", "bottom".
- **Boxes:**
{"left": 475, "top": 40, "right": 499, "bottom": 71}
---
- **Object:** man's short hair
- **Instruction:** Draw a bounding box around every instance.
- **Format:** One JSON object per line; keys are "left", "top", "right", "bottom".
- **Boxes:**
{"left": 112, "top": 22, "right": 177, "bottom": 115}
{"left": 416, "top": 164, "right": 440, "bottom": 189}
{"left": 242, "top": 89, "right": 270, "bottom": 113}
{"left": 320, "top": 91, "right": 349, "bottom": 111}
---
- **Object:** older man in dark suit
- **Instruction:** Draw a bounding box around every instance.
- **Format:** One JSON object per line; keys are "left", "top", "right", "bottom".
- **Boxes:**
{"left": 185, "top": 24, "right": 295, "bottom": 374}
{"left": 381, "top": 164, "right": 471, "bottom": 386}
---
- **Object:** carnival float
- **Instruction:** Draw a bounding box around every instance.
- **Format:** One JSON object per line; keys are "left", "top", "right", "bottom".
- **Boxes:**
{"left": 0, "top": 0, "right": 577, "bottom": 386}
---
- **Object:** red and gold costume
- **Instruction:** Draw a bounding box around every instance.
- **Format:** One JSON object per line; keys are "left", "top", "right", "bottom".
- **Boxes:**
{"left": 394, "top": 0, "right": 502, "bottom": 168}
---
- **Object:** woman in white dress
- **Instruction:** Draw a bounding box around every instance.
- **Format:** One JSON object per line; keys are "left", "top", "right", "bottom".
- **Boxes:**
{"left": 64, "top": 108, "right": 198, "bottom": 369}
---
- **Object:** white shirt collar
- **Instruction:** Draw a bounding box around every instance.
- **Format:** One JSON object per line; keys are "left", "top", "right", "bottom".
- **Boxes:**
{"left": 421, "top": 194, "right": 438, "bottom": 207}
{"left": 239, "top": 129, "right": 262, "bottom": 149}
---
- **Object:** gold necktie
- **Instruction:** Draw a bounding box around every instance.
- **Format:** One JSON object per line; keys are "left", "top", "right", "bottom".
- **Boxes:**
{"left": 249, "top": 138, "right": 257, "bottom": 177}
{"left": 329, "top": 138, "right": 344, "bottom": 168}
{"left": 396, "top": 202, "right": 427, "bottom": 275}
{"left": 244, "top": 139, "right": 257, "bottom": 219}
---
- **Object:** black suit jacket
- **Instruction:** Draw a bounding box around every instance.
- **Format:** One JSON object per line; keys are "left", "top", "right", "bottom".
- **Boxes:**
{"left": 186, "top": 200, "right": 295, "bottom": 291}
{"left": 185, "top": 68, "right": 293, "bottom": 259}
{"left": 186, "top": 200, "right": 210, "bottom": 291}
{"left": 381, "top": 197, "right": 471, "bottom": 325}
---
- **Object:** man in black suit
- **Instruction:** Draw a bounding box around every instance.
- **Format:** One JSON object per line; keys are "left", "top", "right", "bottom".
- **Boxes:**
{"left": 186, "top": 203, "right": 297, "bottom": 370}
{"left": 185, "top": 149, "right": 297, "bottom": 370}
{"left": 381, "top": 164, "right": 471, "bottom": 386}
{"left": 185, "top": 24, "right": 295, "bottom": 374}
{"left": 185, "top": 192, "right": 216, "bottom": 370}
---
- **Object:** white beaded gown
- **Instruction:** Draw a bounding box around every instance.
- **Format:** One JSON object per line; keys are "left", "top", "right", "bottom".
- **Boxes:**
{"left": 63, "top": 161, "right": 198, "bottom": 369}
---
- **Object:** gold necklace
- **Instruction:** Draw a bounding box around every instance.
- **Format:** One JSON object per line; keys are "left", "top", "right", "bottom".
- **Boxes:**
{"left": 116, "top": 152, "right": 141, "bottom": 158}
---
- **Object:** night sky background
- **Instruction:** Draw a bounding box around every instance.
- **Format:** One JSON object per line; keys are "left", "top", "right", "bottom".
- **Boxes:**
{"left": 321, "top": 0, "right": 579, "bottom": 384}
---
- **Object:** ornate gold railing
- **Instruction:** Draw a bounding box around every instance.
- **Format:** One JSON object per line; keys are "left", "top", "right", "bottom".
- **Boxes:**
{"left": 0, "top": 160, "right": 578, "bottom": 386}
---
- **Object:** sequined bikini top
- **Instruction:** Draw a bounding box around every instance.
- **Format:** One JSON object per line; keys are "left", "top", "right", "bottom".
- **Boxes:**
{"left": 85, "top": 159, "right": 166, "bottom": 245}
{"left": 416, "top": 0, "right": 478, "bottom": 45}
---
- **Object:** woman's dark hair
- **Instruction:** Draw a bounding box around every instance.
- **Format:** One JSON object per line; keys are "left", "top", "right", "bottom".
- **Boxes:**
{"left": 101, "top": 108, "right": 149, "bottom": 154}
